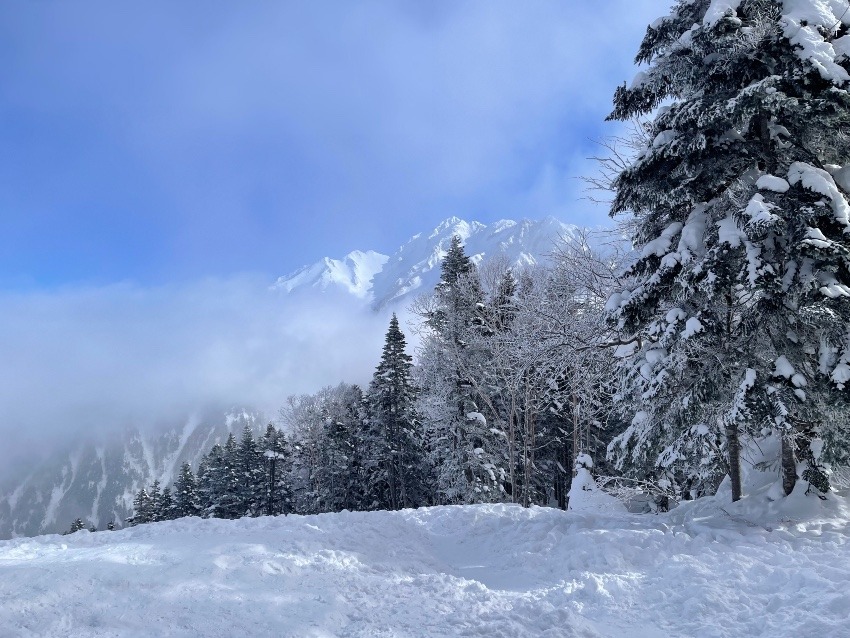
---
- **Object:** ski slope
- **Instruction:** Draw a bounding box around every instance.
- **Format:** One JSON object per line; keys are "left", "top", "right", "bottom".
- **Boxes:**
{"left": 0, "top": 492, "right": 848, "bottom": 637}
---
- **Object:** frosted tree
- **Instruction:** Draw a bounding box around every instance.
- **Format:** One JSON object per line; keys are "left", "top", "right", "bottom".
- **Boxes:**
{"left": 366, "top": 314, "right": 430, "bottom": 510}
{"left": 173, "top": 462, "right": 200, "bottom": 518}
{"left": 606, "top": 0, "right": 850, "bottom": 500}
{"left": 261, "top": 423, "right": 294, "bottom": 516}
{"left": 415, "top": 237, "right": 502, "bottom": 503}
{"left": 236, "top": 423, "right": 265, "bottom": 516}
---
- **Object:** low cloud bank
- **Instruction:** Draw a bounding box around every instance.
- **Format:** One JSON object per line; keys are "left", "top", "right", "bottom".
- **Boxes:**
{"left": 0, "top": 276, "right": 401, "bottom": 470}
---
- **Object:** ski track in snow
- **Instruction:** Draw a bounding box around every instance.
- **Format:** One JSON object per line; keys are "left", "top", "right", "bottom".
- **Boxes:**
{"left": 0, "top": 502, "right": 848, "bottom": 637}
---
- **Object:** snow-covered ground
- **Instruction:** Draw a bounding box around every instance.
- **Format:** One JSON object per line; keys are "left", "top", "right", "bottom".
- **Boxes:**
{"left": 1, "top": 490, "right": 848, "bottom": 637}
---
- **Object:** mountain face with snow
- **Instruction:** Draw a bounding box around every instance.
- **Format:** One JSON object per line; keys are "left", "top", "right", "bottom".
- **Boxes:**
{"left": 0, "top": 216, "right": 574, "bottom": 539}
{"left": 274, "top": 216, "right": 578, "bottom": 308}
{"left": 0, "top": 411, "right": 259, "bottom": 539}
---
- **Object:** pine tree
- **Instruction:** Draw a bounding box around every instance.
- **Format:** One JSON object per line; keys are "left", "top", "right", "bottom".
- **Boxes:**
{"left": 219, "top": 433, "right": 242, "bottom": 518}
{"left": 159, "top": 486, "right": 174, "bottom": 521}
{"left": 417, "top": 236, "right": 502, "bottom": 503}
{"left": 367, "top": 314, "right": 429, "bottom": 510}
{"left": 65, "top": 517, "right": 85, "bottom": 534}
{"left": 237, "top": 423, "right": 265, "bottom": 517}
{"left": 148, "top": 480, "right": 163, "bottom": 522}
{"left": 606, "top": 0, "right": 850, "bottom": 500}
{"left": 173, "top": 462, "right": 200, "bottom": 518}
{"left": 129, "top": 487, "right": 151, "bottom": 526}
{"left": 261, "top": 423, "right": 294, "bottom": 516}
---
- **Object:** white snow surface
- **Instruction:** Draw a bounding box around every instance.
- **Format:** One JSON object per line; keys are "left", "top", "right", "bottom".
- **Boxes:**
{"left": 2, "top": 493, "right": 849, "bottom": 637}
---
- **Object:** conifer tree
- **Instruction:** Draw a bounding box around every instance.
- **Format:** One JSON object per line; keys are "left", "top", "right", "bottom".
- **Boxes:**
{"left": 173, "top": 462, "right": 200, "bottom": 518}
{"left": 606, "top": 0, "right": 850, "bottom": 499}
{"left": 148, "top": 480, "right": 163, "bottom": 522}
{"left": 262, "top": 423, "right": 294, "bottom": 516}
{"left": 66, "top": 517, "right": 85, "bottom": 534}
{"left": 417, "top": 236, "right": 501, "bottom": 503}
{"left": 237, "top": 423, "right": 265, "bottom": 516}
{"left": 129, "top": 488, "right": 151, "bottom": 526}
{"left": 159, "top": 486, "right": 174, "bottom": 521}
{"left": 367, "top": 314, "right": 429, "bottom": 510}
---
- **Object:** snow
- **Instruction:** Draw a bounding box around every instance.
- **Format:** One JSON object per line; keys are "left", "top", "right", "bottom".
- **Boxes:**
{"left": 717, "top": 214, "right": 745, "bottom": 247}
{"left": 703, "top": 0, "right": 742, "bottom": 27}
{"left": 774, "top": 355, "right": 796, "bottom": 378}
{"left": 756, "top": 174, "right": 791, "bottom": 193}
{"left": 273, "top": 217, "right": 581, "bottom": 310}
{"left": 677, "top": 205, "right": 708, "bottom": 260}
{"left": 788, "top": 162, "right": 850, "bottom": 227}
{"left": 641, "top": 222, "right": 683, "bottom": 258}
{"left": 830, "top": 165, "right": 850, "bottom": 193}
{"left": 682, "top": 316, "right": 704, "bottom": 339}
{"left": 744, "top": 193, "right": 780, "bottom": 226}
{"left": 2, "top": 495, "right": 849, "bottom": 637}
{"left": 782, "top": 0, "right": 850, "bottom": 85}
{"left": 465, "top": 411, "right": 487, "bottom": 426}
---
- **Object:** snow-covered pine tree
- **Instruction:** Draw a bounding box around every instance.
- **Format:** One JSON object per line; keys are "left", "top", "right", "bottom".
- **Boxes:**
{"left": 236, "top": 423, "right": 265, "bottom": 517}
{"left": 65, "top": 517, "right": 85, "bottom": 534}
{"left": 218, "top": 433, "right": 242, "bottom": 518}
{"left": 173, "top": 462, "right": 200, "bottom": 518}
{"left": 261, "top": 423, "right": 294, "bottom": 516}
{"left": 416, "top": 236, "right": 502, "bottom": 503}
{"left": 366, "top": 314, "right": 430, "bottom": 510}
{"left": 129, "top": 487, "right": 151, "bottom": 526}
{"left": 159, "top": 486, "right": 174, "bottom": 521}
{"left": 606, "top": 0, "right": 850, "bottom": 500}
{"left": 148, "top": 480, "right": 163, "bottom": 522}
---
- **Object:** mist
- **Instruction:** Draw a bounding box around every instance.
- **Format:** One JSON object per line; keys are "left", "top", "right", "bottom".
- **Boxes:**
{"left": 0, "top": 277, "right": 400, "bottom": 471}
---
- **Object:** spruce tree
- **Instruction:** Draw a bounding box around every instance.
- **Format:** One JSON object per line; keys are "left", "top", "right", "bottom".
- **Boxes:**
{"left": 173, "top": 462, "right": 200, "bottom": 518}
{"left": 606, "top": 0, "right": 850, "bottom": 499}
{"left": 417, "top": 236, "right": 502, "bottom": 503}
{"left": 262, "top": 423, "right": 294, "bottom": 516}
{"left": 148, "top": 480, "right": 163, "bottom": 522}
{"left": 237, "top": 423, "right": 265, "bottom": 516}
{"left": 129, "top": 488, "right": 151, "bottom": 526}
{"left": 159, "top": 486, "right": 174, "bottom": 521}
{"left": 367, "top": 314, "right": 429, "bottom": 509}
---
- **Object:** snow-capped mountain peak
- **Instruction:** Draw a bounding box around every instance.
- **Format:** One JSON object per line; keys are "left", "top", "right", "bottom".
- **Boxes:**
{"left": 273, "top": 250, "right": 389, "bottom": 299}
{"left": 273, "top": 216, "right": 578, "bottom": 309}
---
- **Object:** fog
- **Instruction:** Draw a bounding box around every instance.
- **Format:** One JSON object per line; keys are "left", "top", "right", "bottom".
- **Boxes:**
{"left": 0, "top": 277, "right": 398, "bottom": 470}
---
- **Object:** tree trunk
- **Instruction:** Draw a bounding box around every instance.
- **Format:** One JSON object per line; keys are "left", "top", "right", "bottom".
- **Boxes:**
{"left": 781, "top": 432, "right": 797, "bottom": 496}
{"left": 726, "top": 421, "right": 742, "bottom": 502}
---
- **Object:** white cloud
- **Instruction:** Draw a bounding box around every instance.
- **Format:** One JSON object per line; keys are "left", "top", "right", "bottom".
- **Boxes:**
{"left": 0, "top": 277, "right": 395, "bottom": 464}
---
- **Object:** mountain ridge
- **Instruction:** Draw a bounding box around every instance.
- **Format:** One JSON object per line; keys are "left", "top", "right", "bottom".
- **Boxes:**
{"left": 273, "top": 216, "right": 578, "bottom": 308}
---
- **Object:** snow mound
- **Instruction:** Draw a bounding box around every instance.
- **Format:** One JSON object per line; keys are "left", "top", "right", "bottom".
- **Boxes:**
{"left": 2, "top": 500, "right": 849, "bottom": 637}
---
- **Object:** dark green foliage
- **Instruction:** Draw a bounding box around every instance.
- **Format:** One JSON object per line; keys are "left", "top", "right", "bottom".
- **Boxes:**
{"left": 366, "top": 314, "right": 430, "bottom": 510}
{"left": 606, "top": 0, "right": 850, "bottom": 497}
{"left": 173, "top": 462, "right": 200, "bottom": 518}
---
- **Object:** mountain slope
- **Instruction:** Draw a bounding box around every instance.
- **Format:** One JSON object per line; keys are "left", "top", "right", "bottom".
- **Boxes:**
{"left": 273, "top": 216, "right": 578, "bottom": 308}
{"left": 0, "top": 411, "right": 259, "bottom": 539}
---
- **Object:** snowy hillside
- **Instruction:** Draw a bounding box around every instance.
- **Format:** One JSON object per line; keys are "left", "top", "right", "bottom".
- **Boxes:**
{"left": 274, "top": 216, "right": 579, "bottom": 308}
{"left": 0, "top": 411, "right": 259, "bottom": 539}
{"left": 1, "top": 496, "right": 848, "bottom": 637}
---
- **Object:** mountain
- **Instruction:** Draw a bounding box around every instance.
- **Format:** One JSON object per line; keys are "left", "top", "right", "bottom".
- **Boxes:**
{"left": 0, "top": 411, "right": 260, "bottom": 539}
{"left": 273, "top": 216, "right": 578, "bottom": 308}
{"left": 0, "top": 216, "right": 575, "bottom": 539}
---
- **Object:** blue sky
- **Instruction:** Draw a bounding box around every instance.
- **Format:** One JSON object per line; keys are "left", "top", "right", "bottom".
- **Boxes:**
{"left": 0, "top": 2, "right": 667, "bottom": 463}
{"left": 0, "top": 0, "right": 660, "bottom": 289}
